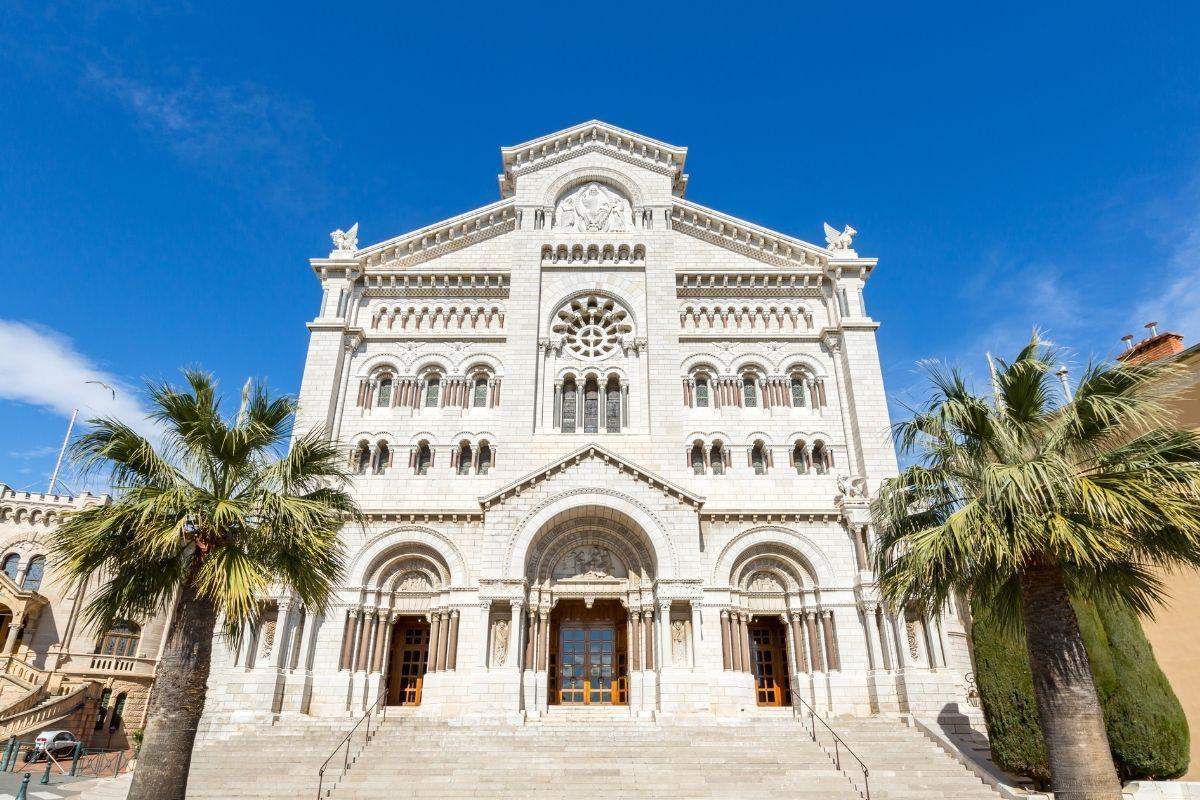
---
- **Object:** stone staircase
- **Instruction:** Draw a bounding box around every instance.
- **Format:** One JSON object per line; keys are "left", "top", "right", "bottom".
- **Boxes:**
{"left": 187, "top": 710, "right": 1002, "bottom": 800}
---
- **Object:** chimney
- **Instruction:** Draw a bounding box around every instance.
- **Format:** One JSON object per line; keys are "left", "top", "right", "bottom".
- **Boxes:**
{"left": 1117, "top": 322, "right": 1186, "bottom": 365}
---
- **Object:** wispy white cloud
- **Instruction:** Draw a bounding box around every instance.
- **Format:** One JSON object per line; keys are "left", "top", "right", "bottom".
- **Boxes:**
{"left": 0, "top": 319, "right": 152, "bottom": 437}
{"left": 81, "top": 61, "right": 327, "bottom": 201}
{"left": 7, "top": 445, "right": 58, "bottom": 460}
{"left": 1132, "top": 189, "right": 1200, "bottom": 341}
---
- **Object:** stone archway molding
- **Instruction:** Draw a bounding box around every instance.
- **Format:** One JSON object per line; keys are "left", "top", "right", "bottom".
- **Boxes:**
{"left": 711, "top": 525, "right": 836, "bottom": 588}
{"left": 350, "top": 525, "right": 471, "bottom": 588}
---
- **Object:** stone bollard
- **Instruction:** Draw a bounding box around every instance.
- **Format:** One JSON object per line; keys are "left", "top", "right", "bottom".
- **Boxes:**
{"left": 39, "top": 756, "right": 50, "bottom": 785}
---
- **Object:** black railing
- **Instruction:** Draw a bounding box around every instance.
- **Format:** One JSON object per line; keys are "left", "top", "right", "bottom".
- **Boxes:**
{"left": 789, "top": 688, "right": 870, "bottom": 800}
{"left": 315, "top": 698, "right": 387, "bottom": 799}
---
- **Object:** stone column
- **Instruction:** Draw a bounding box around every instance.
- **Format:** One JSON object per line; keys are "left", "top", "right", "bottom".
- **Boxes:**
{"left": 805, "top": 613, "right": 824, "bottom": 673}
{"left": 738, "top": 614, "right": 752, "bottom": 673}
{"left": 446, "top": 610, "right": 460, "bottom": 671}
{"left": 861, "top": 606, "right": 881, "bottom": 671}
{"left": 874, "top": 607, "right": 892, "bottom": 671}
{"left": 689, "top": 601, "right": 703, "bottom": 668}
{"left": 524, "top": 608, "right": 537, "bottom": 671}
{"left": 2, "top": 614, "right": 23, "bottom": 657}
{"left": 853, "top": 527, "right": 869, "bottom": 571}
{"left": 509, "top": 600, "right": 523, "bottom": 669}
{"left": 626, "top": 611, "right": 637, "bottom": 671}
{"left": 642, "top": 610, "right": 654, "bottom": 671}
{"left": 658, "top": 601, "right": 672, "bottom": 668}
{"left": 272, "top": 600, "right": 293, "bottom": 669}
{"left": 631, "top": 611, "right": 642, "bottom": 671}
{"left": 790, "top": 613, "right": 808, "bottom": 673}
{"left": 357, "top": 610, "right": 375, "bottom": 674}
{"left": 436, "top": 611, "right": 451, "bottom": 672}
{"left": 373, "top": 612, "right": 392, "bottom": 673}
{"left": 348, "top": 610, "right": 365, "bottom": 672}
{"left": 719, "top": 610, "right": 732, "bottom": 670}
{"left": 338, "top": 609, "right": 356, "bottom": 671}
{"left": 537, "top": 610, "right": 549, "bottom": 672}
{"left": 481, "top": 603, "right": 492, "bottom": 667}
{"left": 822, "top": 610, "right": 839, "bottom": 671}
{"left": 299, "top": 607, "right": 320, "bottom": 672}
{"left": 428, "top": 612, "right": 443, "bottom": 674}
{"left": 729, "top": 613, "right": 742, "bottom": 672}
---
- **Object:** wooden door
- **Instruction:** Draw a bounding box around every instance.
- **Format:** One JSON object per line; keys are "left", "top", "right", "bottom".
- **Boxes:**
{"left": 557, "top": 624, "right": 619, "bottom": 705}
{"left": 390, "top": 622, "right": 429, "bottom": 706}
{"left": 749, "top": 621, "right": 791, "bottom": 706}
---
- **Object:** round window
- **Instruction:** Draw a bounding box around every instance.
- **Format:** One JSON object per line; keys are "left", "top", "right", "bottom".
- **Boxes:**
{"left": 552, "top": 295, "right": 632, "bottom": 360}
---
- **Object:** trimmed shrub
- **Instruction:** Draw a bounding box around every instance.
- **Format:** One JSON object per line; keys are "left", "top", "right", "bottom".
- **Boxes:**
{"left": 970, "top": 595, "right": 1189, "bottom": 784}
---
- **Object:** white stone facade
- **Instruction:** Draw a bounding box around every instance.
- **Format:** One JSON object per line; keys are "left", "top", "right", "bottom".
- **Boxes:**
{"left": 202, "top": 121, "right": 974, "bottom": 726}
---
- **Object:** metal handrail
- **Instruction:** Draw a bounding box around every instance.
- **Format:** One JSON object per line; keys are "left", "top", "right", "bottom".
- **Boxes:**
{"left": 315, "top": 697, "right": 387, "bottom": 799}
{"left": 789, "top": 687, "right": 870, "bottom": 800}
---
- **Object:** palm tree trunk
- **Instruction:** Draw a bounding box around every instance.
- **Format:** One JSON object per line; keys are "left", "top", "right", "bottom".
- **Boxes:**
{"left": 127, "top": 577, "right": 216, "bottom": 800}
{"left": 1019, "top": 562, "right": 1121, "bottom": 800}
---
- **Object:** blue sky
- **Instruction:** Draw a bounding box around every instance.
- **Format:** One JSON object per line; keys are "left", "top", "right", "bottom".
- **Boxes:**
{"left": 2, "top": 2, "right": 1199, "bottom": 491}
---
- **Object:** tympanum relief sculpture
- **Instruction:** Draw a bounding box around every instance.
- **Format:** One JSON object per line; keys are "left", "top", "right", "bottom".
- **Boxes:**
{"left": 553, "top": 183, "right": 634, "bottom": 233}
{"left": 553, "top": 546, "right": 628, "bottom": 580}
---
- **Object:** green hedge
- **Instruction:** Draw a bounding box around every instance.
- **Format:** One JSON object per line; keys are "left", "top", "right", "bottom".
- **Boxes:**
{"left": 971, "top": 595, "right": 1189, "bottom": 785}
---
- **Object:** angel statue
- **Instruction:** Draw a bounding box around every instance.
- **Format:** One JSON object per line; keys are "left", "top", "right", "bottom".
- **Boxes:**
{"left": 330, "top": 222, "right": 360, "bottom": 253}
{"left": 823, "top": 222, "right": 857, "bottom": 252}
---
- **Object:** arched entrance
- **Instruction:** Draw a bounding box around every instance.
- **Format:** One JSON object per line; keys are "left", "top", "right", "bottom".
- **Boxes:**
{"left": 518, "top": 504, "right": 664, "bottom": 713}
{"left": 385, "top": 615, "right": 431, "bottom": 705}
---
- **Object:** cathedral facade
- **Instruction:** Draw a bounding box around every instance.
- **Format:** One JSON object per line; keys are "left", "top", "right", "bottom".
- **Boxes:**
{"left": 203, "top": 122, "right": 973, "bottom": 724}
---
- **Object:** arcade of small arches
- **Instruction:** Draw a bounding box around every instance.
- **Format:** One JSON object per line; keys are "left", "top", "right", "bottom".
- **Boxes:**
{"left": 350, "top": 436, "right": 495, "bottom": 477}
{"left": 356, "top": 364, "right": 501, "bottom": 412}
{"left": 554, "top": 371, "right": 628, "bottom": 434}
{"left": 369, "top": 304, "right": 505, "bottom": 333}
{"left": 683, "top": 364, "right": 828, "bottom": 410}
{"left": 679, "top": 304, "right": 814, "bottom": 332}
{"left": 328, "top": 508, "right": 847, "bottom": 710}
{"left": 0, "top": 507, "right": 66, "bottom": 527}
{"left": 686, "top": 437, "right": 834, "bottom": 476}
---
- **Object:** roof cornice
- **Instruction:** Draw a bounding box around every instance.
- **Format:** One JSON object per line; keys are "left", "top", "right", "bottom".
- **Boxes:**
{"left": 669, "top": 199, "right": 834, "bottom": 269}
{"left": 499, "top": 121, "right": 688, "bottom": 198}
{"left": 479, "top": 443, "right": 704, "bottom": 510}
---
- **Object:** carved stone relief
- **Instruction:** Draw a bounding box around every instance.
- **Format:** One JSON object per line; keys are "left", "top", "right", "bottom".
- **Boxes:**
{"left": 491, "top": 619, "right": 509, "bottom": 667}
{"left": 553, "top": 182, "right": 634, "bottom": 233}
{"left": 670, "top": 619, "right": 688, "bottom": 666}
{"left": 553, "top": 546, "right": 628, "bottom": 580}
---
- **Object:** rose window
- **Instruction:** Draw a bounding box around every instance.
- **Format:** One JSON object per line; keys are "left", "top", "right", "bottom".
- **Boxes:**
{"left": 552, "top": 295, "right": 632, "bottom": 360}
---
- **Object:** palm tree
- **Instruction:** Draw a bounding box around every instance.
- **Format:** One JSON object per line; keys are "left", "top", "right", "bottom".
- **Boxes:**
{"left": 871, "top": 335, "right": 1200, "bottom": 800}
{"left": 51, "top": 372, "right": 359, "bottom": 800}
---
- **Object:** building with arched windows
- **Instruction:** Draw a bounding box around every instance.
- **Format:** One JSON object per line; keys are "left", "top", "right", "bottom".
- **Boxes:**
{"left": 0, "top": 485, "right": 169, "bottom": 749}
{"left": 199, "top": 122, "right": 975, "bottom": 732}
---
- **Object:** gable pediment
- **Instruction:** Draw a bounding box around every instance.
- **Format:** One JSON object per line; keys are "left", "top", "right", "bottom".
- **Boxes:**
{"left": 499, "top": 121, "right": 688, "bottom": 198}
{"left": 479, "top": 444, "right": 704, "bottom": 511}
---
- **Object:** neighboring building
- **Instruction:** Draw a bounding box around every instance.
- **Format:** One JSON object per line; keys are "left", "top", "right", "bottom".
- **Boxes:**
{"left": 201, "top": 121, "right": 974, "bottom": 727}
{"left": 1118, "top": 324, "right": 1200, "bottom": 779}
{"left": 0, "top": 484, "right": 169, "bottom": 749}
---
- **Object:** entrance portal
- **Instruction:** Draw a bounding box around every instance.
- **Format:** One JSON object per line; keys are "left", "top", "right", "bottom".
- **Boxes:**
{"left": 385, "top": 616, "right": 430, "bottom": 706}
{"left": 548, "top": 600, "right": 627, "bottom": 706}
{"left": 749, "top": 618, "right": 792, "bottom": 707}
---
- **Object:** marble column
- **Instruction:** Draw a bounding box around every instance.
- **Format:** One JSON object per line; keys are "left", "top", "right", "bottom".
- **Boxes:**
{"left": 738, "top": 614, "right": 752, "bottom": 674}
{"left": 689, "top": 601, "right": 703, "bottom": 668}
{"left": 338, "top": 610, "right": 356, "bottom": 671}
{"left": 481, "top": 604, "right": 492, "bottom": 667}
{"left": 436, "top": 611, "right": 451, "bottom": 672}
{"left": 373, "top": 612, "right": 392, "bottom": 673}
{"left": 428, "top": 612, "right": 444, "bottom": 673}
{"left": 874, "top": 607, "right": 892, "bottom": 671}
{"left": 524, "top": 608, "right": 536, "bottom": 670}
{"left": 642, "top": 610, "right": 654, "bottom": 671}
{"left": 658, "top": 601, "right": 672, "bottom": 668}
{"left": 272, "top": 600, "right": 294, "bottom": 669}
{"left": 822, "top": 610, "right": 839, "bottom": 671}
{"left": 805, "top": 613, "right": 824, "bottom": 673}
{"left": 631, "top": 611, "right": 642, "bottom": 671}
{"left": 790, "top": 613, "right": 808, "bottom": 673}
{"left": 446, "top": 610, "right": 460, "bottom": 671}
{"left": 537, "top": 610, "right": 549, "bottom": 672}
{"left": 720, "top": 610, "right": 732, "bottom": 670}
{"left": 508, "top": 600, "right": 523, "bottom": 669}
{"left": 348, "top": 610, "right": 365, "bottom": 672}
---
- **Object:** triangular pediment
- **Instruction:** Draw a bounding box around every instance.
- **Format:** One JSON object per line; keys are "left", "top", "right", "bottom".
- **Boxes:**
{"left": 479, "top": 444, "right": 704, "bottom": 511}
{"left": 499, "top": 120, "right": 688, "bottom": 198}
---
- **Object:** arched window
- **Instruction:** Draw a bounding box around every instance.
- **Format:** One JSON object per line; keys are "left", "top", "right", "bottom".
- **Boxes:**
{"left": 473, "top": 376, "right": 489, "bottom": 408}
{"left": 376, "top": 376, "right": 393, "bottom": 407}
{"left": 354, "top": 442, "right": 371, "bottom": 475}
{"left": 2, "top": 554, "right": 18, "bottom": 581}
{"left": 584, "top": 377, "right": 599, "bottom": 434}
{"left": 96, "top": 621, "right": 141, "bottom": 657}
{"left": 751, "top": 443, "right": 767, "bottom": 475}
{"left": 790, "top": 377, "right": 806, "bottom": 407}
{"left": 793, "top": 443, "right": 808, "bottom": 475}
{"left": 710, "top": 443, "right": 726, "bottom": 476}
{"left": 561, "top": 377, "right": 577, "bottom": 433}
{"left": 110, "top": 692, "right": 128, "bottom": 732}
{"left": 694, "top": 377, "right": 710, "bottom": 407}
{"left": 478, "top": 443, "right": 493, "bottom": 475}
{"left": 812, "top": 442, "right": 829, "bottom": 475}
{"left": 22, "top": 556, "right": 44, "bottom": 591}
{"left": 605, "top": 376, "right": 621, "bottom": 433}
{"left": 742, "top": 376, "right": 758, "bottom": 407}
{"left": 424, "top": 375, "right": 441, "bottom": 407}
{"left": 457, "top": 443, "right": 472, "bottom": 475}
{"left": 690, "top": 444, "right": 705, "bottom": 475}
{"left": 374, "top": 442, "right": 390, "bottom": 475}
{"left": 416, "top": 443, "right": 432, "bottom": 475}
{"left": 95, "top": 688, "right": 112, "bottom": 731}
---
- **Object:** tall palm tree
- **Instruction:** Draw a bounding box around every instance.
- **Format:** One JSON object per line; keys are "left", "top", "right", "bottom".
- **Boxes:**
{"left": 51, "top": 372, "right": 359, "bottom": 800}
{"left": 871, "top": 335, "right": 1200, "bottom": 800}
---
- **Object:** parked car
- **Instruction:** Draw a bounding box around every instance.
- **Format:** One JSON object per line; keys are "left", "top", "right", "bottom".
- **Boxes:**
{"left": 24, "top": 730, "right": 77, "bottom": 762}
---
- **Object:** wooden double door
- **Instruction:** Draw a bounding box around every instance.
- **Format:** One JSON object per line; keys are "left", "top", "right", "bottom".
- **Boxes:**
{"left": 749, "top": 620, "right": 792, "bottom": 707}
{"left": 549, "top": 603, "right": 628, "bottom": 705}
{"left": 386, "top": 618, "right": 430, "bottom": 706}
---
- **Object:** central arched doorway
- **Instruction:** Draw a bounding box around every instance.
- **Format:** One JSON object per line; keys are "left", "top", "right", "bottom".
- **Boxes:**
{"left": 549, "top": 599, "right": 628, "bottom": 706}
{"left": 518, "top": 503, "right": 663, "bottom": 714}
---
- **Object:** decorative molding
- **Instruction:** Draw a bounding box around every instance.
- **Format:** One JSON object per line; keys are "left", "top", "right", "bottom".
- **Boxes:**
{"left": 675, "top": 272, "right": 824, "bottom": 298}
{"left": 670, "top": 200, "right": 830, "bottom": 269}
{"left": 361, "top": 273, "right": 510, "bottom": 299}
{"left": 542, "top": 243, "right": 645, "bottom": 267}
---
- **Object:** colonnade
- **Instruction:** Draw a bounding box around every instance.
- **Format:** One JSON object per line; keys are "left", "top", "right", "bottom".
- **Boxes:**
{"left": 719, "top": 609, "right": 840, "bottom": 676}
